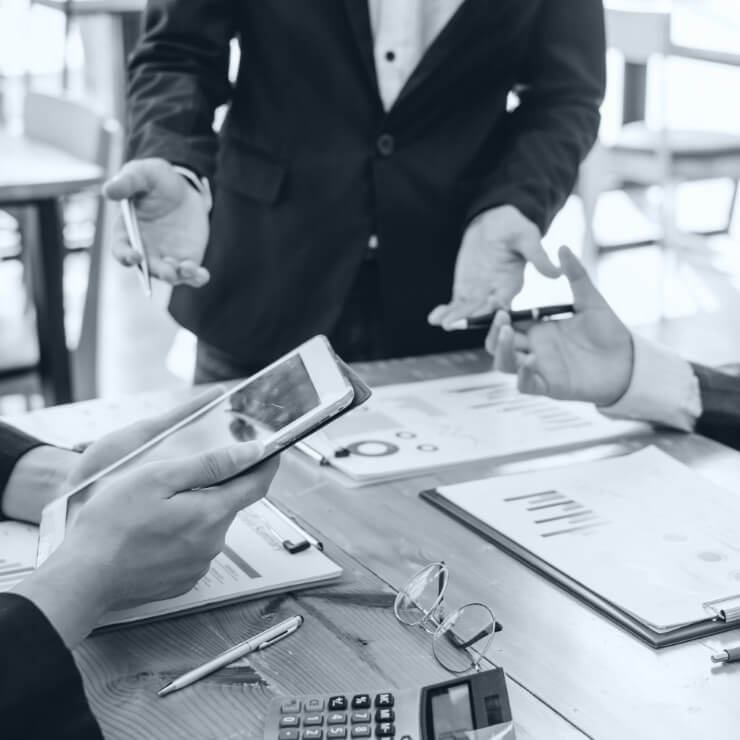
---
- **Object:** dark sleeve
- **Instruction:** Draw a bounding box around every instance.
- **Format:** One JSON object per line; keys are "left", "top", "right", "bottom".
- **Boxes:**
{"left": 126, "top": 0, "right": 236, "bottom": 179}
{"left": 691, "top": 363, "right": 740, "bottom": 451}
{"left": 0, "top": 593, "right": 103, "bottom": 740}
{"left": 466, "top": 0, "right": 606, "bottom": 233}
{"left": 0, "top": 422, "right": 44, "bottom": 520}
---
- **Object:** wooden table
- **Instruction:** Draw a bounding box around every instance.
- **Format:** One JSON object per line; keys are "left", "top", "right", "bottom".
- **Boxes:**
{"left": 12, "top": 351, "right": 740, "bottom": 739}
{"left": 0, "top": 130, "right": 103, "bottom": 404}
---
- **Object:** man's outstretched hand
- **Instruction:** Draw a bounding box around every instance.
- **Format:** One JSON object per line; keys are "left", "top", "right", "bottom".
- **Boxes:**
{"left": 104, "top": 158, "right": 211, "bottom": 288}
{"left": 428, "top": 205, "right": 560, "bottom": 330}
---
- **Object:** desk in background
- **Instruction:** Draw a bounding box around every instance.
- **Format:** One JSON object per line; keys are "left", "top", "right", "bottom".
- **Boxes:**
{"left": 12, "top": 350, "right": 740, "bottom": 739}
{"left": 0, "top": 129, "right": 103, "bottom": 404}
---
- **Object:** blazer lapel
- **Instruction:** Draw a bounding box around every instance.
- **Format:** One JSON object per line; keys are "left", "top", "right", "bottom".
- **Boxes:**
{"left": 343, "top": 0, "right": 379, "bottom": 96}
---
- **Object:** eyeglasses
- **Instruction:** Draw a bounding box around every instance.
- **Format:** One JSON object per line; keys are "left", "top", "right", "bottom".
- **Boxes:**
{"left": 393, "top": 562, "right": 502, "bottom": 674}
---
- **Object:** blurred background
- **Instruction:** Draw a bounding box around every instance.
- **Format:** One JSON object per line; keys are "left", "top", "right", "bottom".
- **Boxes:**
{"left": 0, "top": 0, "right": 739, "bottom": 413}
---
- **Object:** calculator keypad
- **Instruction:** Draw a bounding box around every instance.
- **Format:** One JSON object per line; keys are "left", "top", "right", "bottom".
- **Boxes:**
{"left": 275, "top": 694, "right": 396, "bottom": 740}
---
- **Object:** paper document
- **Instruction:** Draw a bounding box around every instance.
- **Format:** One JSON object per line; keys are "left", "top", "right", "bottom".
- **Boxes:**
{"left": 435, "top": 447, "right": 740, "bottom": 631}
{"left": 305, "top": 373, "right": 647, "bottom": 483}
{"left": 0, "top": 521, "right": 37, "bottom": 593}
{"left": 99, "top": 499, "right": 342, "bottom": 628}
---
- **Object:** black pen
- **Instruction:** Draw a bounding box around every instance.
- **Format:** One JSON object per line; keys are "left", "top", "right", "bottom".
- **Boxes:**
{"left": 711, "top": 646, "right": 740, "bottom": 665}
{"left": 447, "top": 303, "right": 575, "bottom": 331}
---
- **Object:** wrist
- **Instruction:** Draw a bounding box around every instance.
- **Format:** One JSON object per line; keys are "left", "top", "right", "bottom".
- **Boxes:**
{"left": 13, "top": 545, "right": 111, "bottom": 648}
{"left": 2, "top": 446, "right": 79, "bottom": 524}
{"left": 603, "top": 334, "right": 635, "bottom": 407}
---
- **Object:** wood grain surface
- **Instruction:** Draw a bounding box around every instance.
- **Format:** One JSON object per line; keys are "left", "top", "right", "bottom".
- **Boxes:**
{"left": 14, "top": 350, "right": 740, "bottom": 738}
{"left": 13, "top": 352, "right": 586, "bottom": 739}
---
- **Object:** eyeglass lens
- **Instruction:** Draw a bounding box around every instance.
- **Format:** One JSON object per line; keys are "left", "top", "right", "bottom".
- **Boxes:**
{"left": 394, "top": 562, "right": 448, "bottom": 626}
{"left": 433, "top": 602, "right": 497, "bottom": 674}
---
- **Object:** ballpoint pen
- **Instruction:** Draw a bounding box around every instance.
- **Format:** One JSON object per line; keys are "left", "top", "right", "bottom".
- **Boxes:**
{"left": 120, "top": 198, "right": 152, "bottom": 297}
{"left": 158, "top": 615, "right": 304, "bottom": 697}
{"left": 446, "top": 303, "right": 575, "bottom": 331}
{"left": 711, "top": 646, "right": 740, "bottom": 665}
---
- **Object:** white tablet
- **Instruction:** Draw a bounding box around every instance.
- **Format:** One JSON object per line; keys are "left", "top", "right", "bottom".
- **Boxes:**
{"left": 37, "top": 335, "right": 359, "bottom": 566}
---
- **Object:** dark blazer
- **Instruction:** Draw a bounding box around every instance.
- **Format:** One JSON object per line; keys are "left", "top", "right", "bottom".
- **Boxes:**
{"left": 127, "top": 0, "right": 606, "bottom": 367}
{"left": 1, "top": 594, "right": 103, "bottom": 740}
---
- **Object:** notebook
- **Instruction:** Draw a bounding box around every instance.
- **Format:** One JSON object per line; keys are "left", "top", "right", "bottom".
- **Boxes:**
{"left": 421, "top": 446, "right": 740, "bottom": 647}
{"left": 301, "top": 372, "right": 648, "bottom": 484}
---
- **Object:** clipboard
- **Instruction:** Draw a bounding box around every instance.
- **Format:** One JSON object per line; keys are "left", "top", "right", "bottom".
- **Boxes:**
{"left": 421, "top": 487, "right": 740, "bottom": 648}
{"left": 420, "top": 447, "right": 740, "bottom": 648}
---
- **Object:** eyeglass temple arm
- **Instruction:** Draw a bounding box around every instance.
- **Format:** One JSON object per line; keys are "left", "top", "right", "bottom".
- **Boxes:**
{"left": 444, "top": 620, "right": 503, "bottom": 650}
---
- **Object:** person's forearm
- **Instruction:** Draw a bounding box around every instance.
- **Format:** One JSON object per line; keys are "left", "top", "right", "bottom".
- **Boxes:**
{"left": 466, "top": 0, "right": 605, "bottom": 233}
{"left": 13, "top": 546, "right": 110, "bottom": 649}
{"left": 1, "top": 446, "right": 78, "bottom": 524}
{"left": 126, "top": 0, "right": 235, "bottom": 179}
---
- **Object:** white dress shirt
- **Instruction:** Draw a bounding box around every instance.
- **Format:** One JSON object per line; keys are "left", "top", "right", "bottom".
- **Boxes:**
{"left": 599, "top": 334, "right": 702, "bottom": 432}
{"left": 368, "top": 0, "right": 464, "bottom": 110}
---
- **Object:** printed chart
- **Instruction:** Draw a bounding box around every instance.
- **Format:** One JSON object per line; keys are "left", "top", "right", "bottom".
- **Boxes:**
{"left": 306, "top": 373, "right": 648, "bottom": 482}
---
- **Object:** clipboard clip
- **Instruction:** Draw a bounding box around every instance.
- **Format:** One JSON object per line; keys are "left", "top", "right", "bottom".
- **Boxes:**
{"left": 704, "top": 594, "right": 740, "bottom": 623}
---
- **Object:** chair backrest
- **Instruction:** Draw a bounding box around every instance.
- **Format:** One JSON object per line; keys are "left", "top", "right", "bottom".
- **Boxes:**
{"left": 22, "top": 92, "right": 121, "bottom": 174}
{"left": 605, "top": 3, "right": 673, "bottom": 63}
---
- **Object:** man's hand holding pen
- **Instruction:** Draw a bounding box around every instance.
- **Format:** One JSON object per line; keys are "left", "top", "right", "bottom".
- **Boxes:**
{"left": 484, "top": 245, "right": 634, "bottom": 406}
{"left": 104, "top": 158, "right": 211, "bottom": 289}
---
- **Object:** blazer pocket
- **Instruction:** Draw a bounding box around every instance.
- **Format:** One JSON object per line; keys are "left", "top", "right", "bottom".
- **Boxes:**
{"left": 215, "top": 139, "right": 287, "bottom": 205}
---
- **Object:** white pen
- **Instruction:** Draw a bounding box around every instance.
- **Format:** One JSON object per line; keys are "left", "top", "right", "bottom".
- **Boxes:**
{"left": 158, "top": 615, "right": 304, "bottom": 697}
{"left": 120, "top": 198, "right": 152, "bottom": 297}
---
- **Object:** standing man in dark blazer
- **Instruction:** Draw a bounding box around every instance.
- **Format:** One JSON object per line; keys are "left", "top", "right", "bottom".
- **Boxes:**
{"left": 105, "top": 0, "right": 606, "bottom": 381}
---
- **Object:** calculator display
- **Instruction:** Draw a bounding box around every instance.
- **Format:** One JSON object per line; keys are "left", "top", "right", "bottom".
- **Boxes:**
{"left": 429, "top": 682, "right": 474, "bottom": 740}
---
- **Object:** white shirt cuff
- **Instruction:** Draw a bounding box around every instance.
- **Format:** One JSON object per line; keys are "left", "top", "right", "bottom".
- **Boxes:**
{"left": 599, "top": 334, "right": 702, "bottom": 432}
{"left": 172, "top": 165, "right": 213, "bottom": 212}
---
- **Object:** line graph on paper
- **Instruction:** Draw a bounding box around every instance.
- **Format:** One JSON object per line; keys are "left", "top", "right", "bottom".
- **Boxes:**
{"left": 502, "top": 489, "right": 608, "bottom": 538}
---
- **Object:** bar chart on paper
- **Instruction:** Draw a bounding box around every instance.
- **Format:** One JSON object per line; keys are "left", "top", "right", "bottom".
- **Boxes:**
{"left": 502, "top": 489, "right": 608, "bottom": 538}
{"left": 305, "top": 373, "right": 648, "bottom": 483}
{"left": 0, "top": 521, "right": 38, "bottom": 592}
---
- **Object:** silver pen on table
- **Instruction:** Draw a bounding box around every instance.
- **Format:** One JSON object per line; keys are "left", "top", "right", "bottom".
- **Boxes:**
{"left": 711, "top": 646, "right": 740, "bottom": 665}
{"left": 120, "top": 198, "right": 152, "bottom": 297}
{"left": 158, "top": 615, "right": 304, "bottom": 697}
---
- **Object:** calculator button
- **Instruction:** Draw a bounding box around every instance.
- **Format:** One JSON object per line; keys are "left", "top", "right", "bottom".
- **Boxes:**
{"left": 279, "top": 731, "right": 299, "bottom": 740}
{"left": 375, "top": 709, "right": 394, "bottom": 723}
{"left": 350, "top": 727, "right": 372, "bottom": 738}
{"left": 305, "top": 699, "right": 325, "bottom": 712}
{"left": 329, "top": 696, "right": 348, "bottom": 711}
{"left": 303, "top": 730, "right": 323, "bottom": 740}
{"left": 351, "top": 711, "right": 371, "bottom": 724}
{"left": 327, "top": 729, "right": 347, "bottom": 739}
{"left": 282, "top": 699, "right": 302, "bottom": 714}
{"left": 376, "top": 724, "right": 395, "bottom": 738}
{"left": 281, "top": 716, "right": 301, "bottom": 728}
{"left": 351, "top": 694, "right": 371, "bottom": 710}
{"left": 328, "top": 713, "right": 348, "bottom": 725}
{"left": 304, "top": 714, "right": 324, "bottom": 727}
{"left": 375, "top": 694, "right": 394, "bottom": 708}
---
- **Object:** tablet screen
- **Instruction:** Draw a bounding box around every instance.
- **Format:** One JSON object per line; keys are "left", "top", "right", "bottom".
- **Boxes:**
{"left": 65, "top": 354, "right": 321, "bottom": 528}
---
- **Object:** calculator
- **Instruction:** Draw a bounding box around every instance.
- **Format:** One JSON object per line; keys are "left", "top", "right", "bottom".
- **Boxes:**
{"left": 263, "top": 667, "right": 515, "bottom": 740}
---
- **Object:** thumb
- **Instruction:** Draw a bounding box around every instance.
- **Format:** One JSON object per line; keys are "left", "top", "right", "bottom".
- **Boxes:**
{"left": 520, "top": 240, "right": 561, "bottom": 279}
{"left": 558, "top": 245, "right": 606, "bottom": 310}
{"left": 158, "top": 442, "right": 264, "bottom": 492}
{"left": 103, "top": 159, "right": 167, "bottom": 201}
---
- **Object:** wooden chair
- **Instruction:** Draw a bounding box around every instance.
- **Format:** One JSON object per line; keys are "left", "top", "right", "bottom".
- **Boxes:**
{"left": 0, "top": 92, "right": 122, "bottom": 404}
{"left": 578, "top": 3, "right": 740, "bottom": 268}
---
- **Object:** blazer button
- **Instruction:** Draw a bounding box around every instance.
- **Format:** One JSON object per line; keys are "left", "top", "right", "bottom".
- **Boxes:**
{"left": 376, "top": 133, "right": 395, "bottom": 157}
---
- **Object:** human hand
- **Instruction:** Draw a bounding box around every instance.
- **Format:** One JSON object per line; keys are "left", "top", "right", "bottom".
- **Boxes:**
{"left": 485, "top": 246, "right": 633, "bottom": 406}
{"left": 428, "top": 205, "right": 560, "bottom": 329}
{"left": 15, "top": 441, "right": 278, "bottom": 648}
{"left": 104, "top": 158, "right": 211, "bottom": 287}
